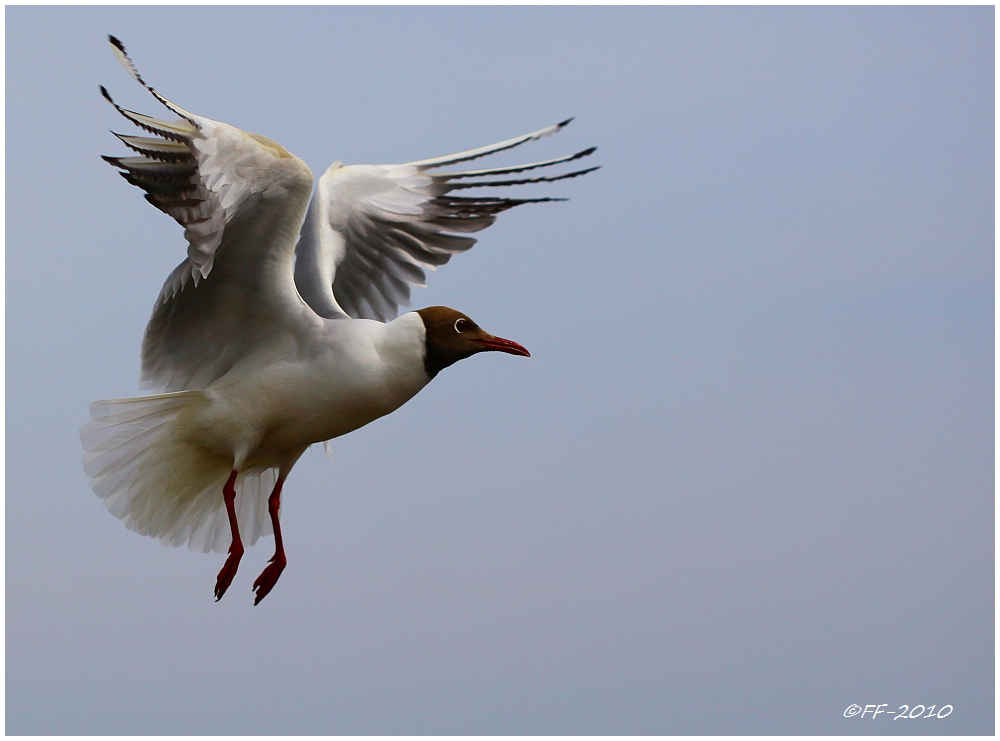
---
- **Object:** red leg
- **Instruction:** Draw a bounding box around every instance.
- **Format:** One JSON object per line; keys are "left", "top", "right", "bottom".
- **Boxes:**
{"left": 214, "top": 470, "right": 243, "bottom": 601}
{"left": 253, "top": 477, "right": 286, "bottom": 605}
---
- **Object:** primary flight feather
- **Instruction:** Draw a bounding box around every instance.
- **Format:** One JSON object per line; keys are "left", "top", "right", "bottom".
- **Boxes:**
{"left": 81, "top": 36, "right": 598, "bottom": 604}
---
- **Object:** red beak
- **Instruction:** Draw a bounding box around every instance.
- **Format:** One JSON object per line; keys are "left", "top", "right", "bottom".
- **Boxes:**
{"left": 474, "top": 335, "right": 531, "bottom": 357}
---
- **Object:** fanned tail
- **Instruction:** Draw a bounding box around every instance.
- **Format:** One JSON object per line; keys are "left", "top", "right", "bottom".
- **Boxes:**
{"left": 80, "top": 393, "right": 276, "bottom": 553}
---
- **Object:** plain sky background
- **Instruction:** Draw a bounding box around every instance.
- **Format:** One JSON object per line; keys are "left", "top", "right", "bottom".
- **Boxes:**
{"left": 6, "top": 6, "right": 993, "bottom": 735}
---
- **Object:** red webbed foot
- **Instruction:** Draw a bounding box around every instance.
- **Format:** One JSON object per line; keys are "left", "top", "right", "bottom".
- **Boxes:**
{"left": 253, "top": 476, "right": 287, "bottom": 605}
{"left": 252, "top": 555, "right": 286, "bottom": 605}
{"left": 214, "top": 470, "right": 243, "bottom": 601}
{"left": 214, "top": 544, "right": 244, "bottom": 600}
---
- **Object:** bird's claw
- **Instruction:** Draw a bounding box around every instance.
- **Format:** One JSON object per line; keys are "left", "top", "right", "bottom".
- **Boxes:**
{"left": 252, "top": 557, "right": 286, "bottom": 605}
{"left": 214, "top": 546, "right": 243, "bottom": 601}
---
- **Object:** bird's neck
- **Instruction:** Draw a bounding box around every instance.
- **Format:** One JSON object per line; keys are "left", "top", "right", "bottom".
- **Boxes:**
{"left": 376, "top": 312, "right": 434, "bottom": 387}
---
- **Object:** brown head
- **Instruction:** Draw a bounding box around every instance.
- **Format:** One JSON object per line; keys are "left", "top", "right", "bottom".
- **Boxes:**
{"left": 416, "top": 306, "right": 530, "bottom": 379}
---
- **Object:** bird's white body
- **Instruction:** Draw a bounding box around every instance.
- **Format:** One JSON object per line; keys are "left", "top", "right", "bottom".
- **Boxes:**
{"left": 81, "top": 38, "right": 595, "bottom": 600}
{"left": 84, "top": 313, "right": 431, "bottom": 553}
{"left": 191, "top": 313, "right": 430, "bottom": 471}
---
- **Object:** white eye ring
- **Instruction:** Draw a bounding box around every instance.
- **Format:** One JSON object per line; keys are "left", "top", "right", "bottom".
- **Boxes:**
{"left": 454, "top": 318, "right": 467, "bottom": 333}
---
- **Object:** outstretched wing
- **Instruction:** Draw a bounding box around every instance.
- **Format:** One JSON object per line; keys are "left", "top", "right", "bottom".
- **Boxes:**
{"left": 294, "top": 121, "right": 599, "bottom": 322}
{"left": 101, "top": 37, "right": 319, "bottom": 391}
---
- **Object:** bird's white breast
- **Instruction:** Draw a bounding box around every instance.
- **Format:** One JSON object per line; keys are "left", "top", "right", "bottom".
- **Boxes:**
{"left": 179, "top": 313, "right": 430, "bottom": 468}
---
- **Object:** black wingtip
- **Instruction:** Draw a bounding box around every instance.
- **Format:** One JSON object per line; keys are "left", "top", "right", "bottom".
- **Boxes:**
{"left": 579, "top": 146, "right": 597, "bottom": 157}
{"left": 557, "top": 117, "right": 574, "bottom": 128}
{"left": 108, "top": 34, "right": 124, "bottom": 51}
{"left": 100, "top": 84, "right": 113, "bottom": 102}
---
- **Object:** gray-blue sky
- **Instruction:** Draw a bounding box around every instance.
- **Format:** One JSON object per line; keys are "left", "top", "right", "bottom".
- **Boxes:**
{"left": 6, "top": 6, "right": 993, "bottom": 734}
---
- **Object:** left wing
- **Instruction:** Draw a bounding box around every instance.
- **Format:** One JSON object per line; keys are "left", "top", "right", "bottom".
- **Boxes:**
{"left": 294, "top": 122, "right": 599, "bottom": 322}
{"left": 101, "top": 37, "right": 319, "bottom": 391}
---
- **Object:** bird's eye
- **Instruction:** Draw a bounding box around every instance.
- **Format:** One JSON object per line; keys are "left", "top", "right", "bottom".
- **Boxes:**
{"left": 454, "top": 318, "right": 467, "bottom": 333}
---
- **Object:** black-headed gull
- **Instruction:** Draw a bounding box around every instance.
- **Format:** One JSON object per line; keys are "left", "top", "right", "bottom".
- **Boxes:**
{"left": 81, "top": 37, "right": 598, "bottom": 604}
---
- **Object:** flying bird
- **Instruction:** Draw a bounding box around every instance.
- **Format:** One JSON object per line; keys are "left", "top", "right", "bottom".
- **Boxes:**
{"left": 81, "top": 36, "right": 598, "bottom": 604}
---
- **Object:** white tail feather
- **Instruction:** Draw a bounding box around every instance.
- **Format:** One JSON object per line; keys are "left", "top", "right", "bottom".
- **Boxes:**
{"left": 80, "top": 392, "right": 276, "bottom": 553}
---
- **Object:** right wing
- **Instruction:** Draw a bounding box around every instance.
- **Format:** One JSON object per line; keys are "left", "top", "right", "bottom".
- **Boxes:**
{"left": 101, "top": 37, "right": 319, "bottom": 391}
{"left": 294, "top": 121, "right": 599, "bottom": 322}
